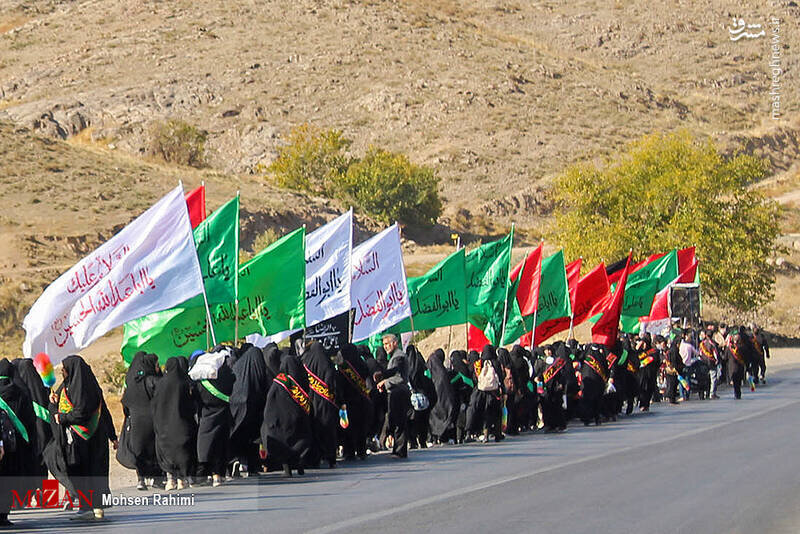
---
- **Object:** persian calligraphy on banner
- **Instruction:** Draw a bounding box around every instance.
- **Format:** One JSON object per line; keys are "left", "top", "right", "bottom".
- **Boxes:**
{"left": 350, "top": 224, "right": 411, "bottom": 342}
{"left": 23, "top": 185, "right": 205, "bottom": 365}
{"left": 304, "top": 309, "right": 353, "bottom": 353}
{"left": 305, "top": 209, "right": 352, "bottom": 327}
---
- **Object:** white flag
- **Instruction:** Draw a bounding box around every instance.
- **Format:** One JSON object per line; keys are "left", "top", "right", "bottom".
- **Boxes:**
{"left": 305, "top": 209, "right": 352, "bottom": 327}
{"left": 22, "top": 185, "right": 206, "bottom": 365}
{"left": 350, "top": 223, "right": 411, "bottom": 342}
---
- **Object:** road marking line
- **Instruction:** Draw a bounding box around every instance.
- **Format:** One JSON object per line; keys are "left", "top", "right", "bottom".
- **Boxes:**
{"left": 308, "top": 398, "right": 800, "bottom": 533}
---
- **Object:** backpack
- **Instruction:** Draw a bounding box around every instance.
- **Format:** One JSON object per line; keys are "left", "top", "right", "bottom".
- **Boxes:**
{"left": 477, "top": 362, "right": 499, "bottom": 392}
{"left": 0, "top": 409, "right": 17, "bottom": 454}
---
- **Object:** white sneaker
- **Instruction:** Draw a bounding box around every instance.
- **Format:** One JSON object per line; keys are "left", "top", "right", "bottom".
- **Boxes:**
{"left": 212, "top": 475, "right": 222, "bottom": 487}
{"left": 177, "top": 479, "right": 187, "bottom": 490}
{"left": 239, "top": 464, "right": 248, "bottom": 478}
{"left": 164, "top": 479, "right": 177, "bottom": 491}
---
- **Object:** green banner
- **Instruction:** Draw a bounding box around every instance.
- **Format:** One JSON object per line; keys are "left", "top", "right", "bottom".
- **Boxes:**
{"left": 466, "top": 231, "right": 513, "bottom": 331}
{"left": 534, "top": 250, "right": 571, "bottom": 325}
{"left": 392, "top": 248, "right": 467, "bottom": 332}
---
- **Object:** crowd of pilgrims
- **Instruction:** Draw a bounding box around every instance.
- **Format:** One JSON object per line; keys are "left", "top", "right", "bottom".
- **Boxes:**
{"left": 0, "top": 322, "right": 770, "bottom": 525}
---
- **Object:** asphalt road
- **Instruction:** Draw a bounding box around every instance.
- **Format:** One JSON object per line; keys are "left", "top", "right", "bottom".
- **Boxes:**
{"left": 11, "top": 363, "right": 800, "bottom": 533}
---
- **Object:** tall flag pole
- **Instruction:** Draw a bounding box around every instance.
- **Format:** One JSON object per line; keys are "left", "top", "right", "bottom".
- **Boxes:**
{"left": 500, "top": 224, "right": 515, "bottom": 346}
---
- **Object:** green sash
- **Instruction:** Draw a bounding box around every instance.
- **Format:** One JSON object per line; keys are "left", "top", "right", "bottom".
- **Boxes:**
{"left": 201, "top": 380, "right": 230, "bottom": 403}
{"left": 32, "top": 401, "right": 50, "bottom": 422}
{"left": 0, "top": 395, "right": 30, "bottom": 443}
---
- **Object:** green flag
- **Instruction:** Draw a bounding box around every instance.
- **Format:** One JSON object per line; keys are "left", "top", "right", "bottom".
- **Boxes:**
{"left": 121, "top": 196, "right": 240, "bottom": 363}
{"left": 619, "top": 249, "right": 679, "bottom": 332}
{"left": 466, "top": 231, "right": 513, "bottom": 331}
{"left": 534, "top": 250, "right": 571, "bottom": 325}
{"left": 235, "top": 226, "right": 306, "bottom": 337}
{"left": 392, "top": 248, "right": 467, "bottom": 333}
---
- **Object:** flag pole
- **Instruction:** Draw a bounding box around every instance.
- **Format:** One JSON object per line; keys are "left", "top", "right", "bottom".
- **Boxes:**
{"left": 234, "top": 190, "right": 241, "bottom": 347}
{"left": 500, "top": 224, "right": 514, "bottom": 347}
{"left": 528, "top": 239, "right": 544, "bottom": 352}
{"left": 447, "top": 234, "right": 461, "bottom": 355}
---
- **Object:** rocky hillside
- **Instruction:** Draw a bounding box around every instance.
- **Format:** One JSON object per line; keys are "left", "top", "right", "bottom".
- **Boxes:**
{"left": 0, "top": 0, "right": 799, "bottom": 355}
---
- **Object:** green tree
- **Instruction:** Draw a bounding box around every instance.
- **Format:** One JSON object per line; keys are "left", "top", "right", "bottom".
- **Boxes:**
{"left": 551, "top": 131, "right": 780, "bottom": 311}
{"left": 265, "top": 124, "right": 352, "bottom": 195}
{"left": 333, "top": 147, "right": 442, "bottom": 226}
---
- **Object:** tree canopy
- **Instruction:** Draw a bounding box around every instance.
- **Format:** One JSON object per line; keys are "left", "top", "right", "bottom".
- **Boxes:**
{"left": 551, "top": 131, "right": 780, "bottom": 311}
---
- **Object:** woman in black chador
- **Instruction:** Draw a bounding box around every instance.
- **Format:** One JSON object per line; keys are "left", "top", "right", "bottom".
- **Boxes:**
{"left": 466, "top": 345, "right": 505, "bottom": 443}
{"left": 11, "top": 357, "right": 52, "bottom": 479}
{"left": 48, "top": 355, "right": 117, "bottom": 521}
{"left": 261, "top": 351, "right": 314, "bottom": 477}
{"left": 302, "top": 341, "right": 339, "bottom": 468}
{"left": 578, "top": 344, "right": 608, "bottom": 426}
{"left": 194, "top": 352, "right": 235, "bottom": 487}
{"left": 427, "top": 349, "right": 458, "bottom": 444}
{"left": 337, "top": 343, "right": 373, "bottom": 460}
{"left": 229, "top": 345, "right": 270, "bottom": 478}
{"left": 151, "top": 357, "right": 197, "bottom": 490}
{"left": 120, "top": 352, "right": 162, "bottom": 490}
{"left": 406, "top": 345, "right": 437, "bottom": 449}
{"left": 449, "top": 350, "right": 475, "bottom": 443}
{"left": 0, "top": 358, "right": 37, "bottom": 528}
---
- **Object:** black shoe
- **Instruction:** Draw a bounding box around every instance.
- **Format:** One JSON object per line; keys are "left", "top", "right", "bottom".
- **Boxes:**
{"left": 297, "top": 467, "right": 305, "bottom": 475}
{"left": 283, "top": 464, "right": 292, "bottom": 478}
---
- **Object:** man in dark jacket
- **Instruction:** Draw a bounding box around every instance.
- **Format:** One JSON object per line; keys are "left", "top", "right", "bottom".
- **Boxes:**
{"left": 376, "top": 334, "right": 411, "bottom": 458}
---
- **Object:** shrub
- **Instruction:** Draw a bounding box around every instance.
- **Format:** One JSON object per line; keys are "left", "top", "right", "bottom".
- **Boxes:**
{"left": 265, "top": 124, "right": 352, "bottom": 195}
{"left": 239, "top": 227, "right": 281, "bottom": 264}
{"left": 332, "top": 147, "right": 442, "bottom": 226}
{"left": 148, "top": 119, "right": 207, "bottom": 168}
{"left": 551, "top": 130, "right": 780, "bottom": 311}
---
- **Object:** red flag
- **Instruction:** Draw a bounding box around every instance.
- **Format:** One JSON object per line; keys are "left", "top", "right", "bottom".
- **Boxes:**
{"left": 678, "top": 246, "right": 696, "bottom": 274}
{"left": 520, "top": 259, "right": 606, "bottom": 346}
{"left": 468, "top": 323, "right": 492, "bottom": 352}
{"left": 565, "top": 258, "right": 582, "bottom": 306}
{"left": 185, "top": 185, "right": 206, "bottom": 229}
{"left": 592, "top": 253, "right": 632, "bottom": 347}
{"left": 572, "top": 262, "right": 612, "bottom": 327}
{"left": 511, "top": 243, "right": 543, "bottom": 316}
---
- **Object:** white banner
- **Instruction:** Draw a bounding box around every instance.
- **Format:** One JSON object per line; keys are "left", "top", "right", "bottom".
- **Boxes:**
{"left": 305, "top": 209, "right": 352, "bottom": 327}
{"left": 22, "top": 185, "right": 206, "bottom": 365}
{"left": 350, "top": 223, "right": 411, "bottom": 342}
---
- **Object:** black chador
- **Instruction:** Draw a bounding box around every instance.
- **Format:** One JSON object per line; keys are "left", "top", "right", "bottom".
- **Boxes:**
{"left": 229, "top": 345, "right": 270, "bottom": 474}
{"left": 0, "top": 359, "right": 37, "bottom": 527}
{"left": 11, "top": 358, "right": 52, "bottom": 478}
{"left": 119, "top": 352, "right": 162, "bottom": 487}
{"left": 302, "top": 342, "right": 339, "bottom": 468}
{"left": 152, "top": 357, "right": 197, "bottom": 481}
{"left": 636, "top": 338, "right": 659, "bottom": 412}
{"left": 537, "top": 348, "right": 567, "bottom": 432}
{"left": 47, "top": 355, "right": 117, "bottom": 516}
{"left": 407, "top": 345, "right": 437, "bottom": 449}
{"left": 466, "top": 345, "right": 504, "bottom": 441}
{"left": 579, "top": 344, "right": 608, "bottom": 426}
{"left": 261, "top": 352, "right": 314, "bottom": 475}
{"left": 337, "top": 343, "right": 373, "bottom": 460}
{"left": 427, "top": 349, "right": 458, "bottom": 443}
{"left": 359, "top": 345, "right": 386, "bottom": 444}
{"left": 449, "top": 350, "right": 474, "bottom": 443}
{"left": 195, "top": 353, "right": 235, "bottom": 480}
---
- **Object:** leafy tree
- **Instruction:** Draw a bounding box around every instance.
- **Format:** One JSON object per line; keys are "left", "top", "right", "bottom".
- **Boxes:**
{"left": 333, "top": 147, "right": 442, "bottom": 227}
{"left": 265, "top": 124, "right": 352, "bottom": 195}
{"left": 551, "top": 131, "right": 780, "bottom": 311}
